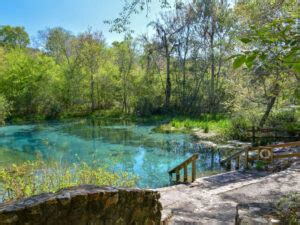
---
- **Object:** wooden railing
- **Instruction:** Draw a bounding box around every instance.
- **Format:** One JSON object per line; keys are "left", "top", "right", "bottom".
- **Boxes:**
{"left": 168, "top": 154, "right": 198, "bottom": 184}
{"left": 221, "top": 141, "right": 300, "bottom": 170}
{"left": 246, "top": 141, "right": 300, "bottom": 164}
{"left": 220, "top": 148, "right": 246, "bottom": 170}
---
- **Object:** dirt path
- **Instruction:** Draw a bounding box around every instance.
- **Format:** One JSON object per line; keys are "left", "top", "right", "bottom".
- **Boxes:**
{"left": 158, "top": 161, "right": 300, "bottom": 224}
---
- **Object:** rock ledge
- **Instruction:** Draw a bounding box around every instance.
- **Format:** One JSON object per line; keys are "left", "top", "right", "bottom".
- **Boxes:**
{"left": 0, "top": 185, "right": 162, "bottom": 225}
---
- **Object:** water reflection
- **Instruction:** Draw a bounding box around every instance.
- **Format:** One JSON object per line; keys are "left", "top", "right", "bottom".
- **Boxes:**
{"left": 0, "top": 119, "right": 223, "bottom": 188}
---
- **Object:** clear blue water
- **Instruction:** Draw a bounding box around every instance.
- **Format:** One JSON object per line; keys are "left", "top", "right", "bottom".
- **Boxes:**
{"left": 0, "top": 119, "right": 222, "bottom": 188}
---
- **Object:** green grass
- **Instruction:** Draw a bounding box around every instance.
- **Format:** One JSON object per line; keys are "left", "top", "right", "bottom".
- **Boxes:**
{"left": 154, "top": 114, "right": 232, "bottom": 136}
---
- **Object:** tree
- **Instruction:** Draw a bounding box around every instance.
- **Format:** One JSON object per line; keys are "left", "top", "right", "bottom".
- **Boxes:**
{"left": 105, "top": 0, "right": 171, "bottom": 33}
{"left": 41, "top": 27, "right": 74, "bottom": 63}
{"left": 78, "top": 30, "right": 105, "bottom": 112}
{"left": 0, "top": 25, "right": 30, "bottom": 48}
{"left": 40, "top": 27, "right": 83, "bottom": 110}
{"left": 150, "top": 13, "right": 184, "bottom": 111}
{"left": 112, "top": 39, "right": 136, "bottom": 114}
{"left": 233, "top": 8, "right": 299, "bottom": 127}
{"left": 0, "top": 48, "right": 62, "bottom": 117}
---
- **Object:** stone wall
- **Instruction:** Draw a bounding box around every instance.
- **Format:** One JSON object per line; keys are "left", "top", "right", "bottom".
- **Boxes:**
{"left": 0, "top": 185, "right": 162, "bottom": 225}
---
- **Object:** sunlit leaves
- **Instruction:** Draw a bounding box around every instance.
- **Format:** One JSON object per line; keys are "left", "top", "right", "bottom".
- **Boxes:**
{"left": 233, "top": 55, "right": 246, "bottom": 68}
{"left": 233, "top": 13, "right": 299, "bottom": 74}
{"left": 240, "top": 37, "right": 252, "bottom": 43}
{"left": 0, "top": 159, "right": 137, "bottom": 202}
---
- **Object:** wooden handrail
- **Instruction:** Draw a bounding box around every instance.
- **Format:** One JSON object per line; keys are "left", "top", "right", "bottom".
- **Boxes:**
{"left": 220, "top": 148, "right": 245, "bottom": 166}
{"left": 221, "top": 141, "right": 300, "bottom": 170}
{"left": 248, "top": 152, "right": 300, "bottom": 161}
{"left": 248, "top": 141, "right": 300, "bottom": 150}
{"left": 168, "top": 154, "right": 198, "bottom": 183}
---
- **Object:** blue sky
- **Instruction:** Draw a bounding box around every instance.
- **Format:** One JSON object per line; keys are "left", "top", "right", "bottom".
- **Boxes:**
{"left": 0, "top": 0, "right": 174, "bottom": 44}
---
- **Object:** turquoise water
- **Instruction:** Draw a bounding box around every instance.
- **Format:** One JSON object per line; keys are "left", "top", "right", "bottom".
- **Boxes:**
{"left": 0, "top": 119, "right": 221, "bottom": 188}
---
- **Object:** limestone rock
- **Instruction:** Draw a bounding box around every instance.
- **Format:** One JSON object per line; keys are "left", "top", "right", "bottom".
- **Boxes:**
{"left": 0, "top": 185, "right": 162, "bottom": 225}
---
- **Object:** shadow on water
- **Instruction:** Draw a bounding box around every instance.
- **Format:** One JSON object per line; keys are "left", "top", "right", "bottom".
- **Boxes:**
{"left": 0, "top": 118, "right": 224, "bottom": 188}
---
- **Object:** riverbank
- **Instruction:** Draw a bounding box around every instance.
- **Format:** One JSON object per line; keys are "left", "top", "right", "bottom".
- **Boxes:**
{"left": 153, "top": 114, "right": 230, "bottom": 132}
{"left": 5, "top": 113, "right": 234, "bottom": 140}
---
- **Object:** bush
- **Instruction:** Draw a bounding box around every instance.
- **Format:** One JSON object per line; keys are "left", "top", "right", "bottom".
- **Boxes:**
{"left": 255, "top": 160, "right": 268, "bottom": 170}
{"left": 269, "top": 109, "right": 298, "bottom": 125}
{"left": 276, "top": 192, "right": 300, "bottom": 224}
{"left": 0, "top": 95, "right": 10, "bottom": 125}
{"left": 0, "top": 159, "right": 138, "bottom": 202}
{"left": 227, "top": 115, "right": 251, "bottom": 140}
{"left": 203, "top": 123, "right": 209, "bottom": 133}
{"left": 268, "top": 109, "right": 300, "bottom": 134}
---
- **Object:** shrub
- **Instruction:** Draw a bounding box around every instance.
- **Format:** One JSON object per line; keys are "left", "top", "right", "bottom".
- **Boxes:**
{"left": 0, "top": 95, "right": 10, "bottom": 125}
{"left": 276, "top": 192, "right": 300, "bottom": 224}
{"left": 0, "top": 159, "right": 138, "bottom": 202}
{"left": 203, "top": 123, "right": 209, "bottom": 133}
{"left": 268, "top": 109, "right": 300, "bottom": 134}
{"left": 255, "top": 160, "right": 268, "bottom": 170}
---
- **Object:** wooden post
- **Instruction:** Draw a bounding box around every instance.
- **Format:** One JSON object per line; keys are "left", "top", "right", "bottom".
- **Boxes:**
{"left": 226, "top": 161, "right": 231, "bottom": 170}
{"left": 192, "top": 159, "right": 196, "bottom": 182}
{"left": 270, "top": 149, "right": 274, "bottom": 163}
{"left": 176, "top": 170, "right": 180, "bottom": 183}
{"left": 245, "top": 148, "right": 249, "bottom": 169}
{"left": 183, "top": 164, "right": 188, "bottom": 183}
{"left": 235, "top": 156, "right": 240, "bottom": 170}
{"left": 252, "top": 126, "right": 256, "bottom": 146}
{"left": 169, "top": 172, "right": 173, "bottom": 183}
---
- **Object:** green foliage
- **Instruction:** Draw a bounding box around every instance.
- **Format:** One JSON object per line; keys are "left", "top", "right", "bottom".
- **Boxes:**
{"left": 0, "top": 25, "right": 30, "bottom": 48}
{"left": 227, "top": 112, "right": 255, "bottom": 140}
{"left": 0, "top": 48, "right": 62, "bottom": 118}
{"left": 233, "top": 14, "right": 299, "bottom": 75}
{"left": 0, "top": 0, "right": 297, "bottom": 139}
{"left": 0, "top": 95, "right": 10, "bottom": 125}
{"left": 105, "top": 0, "right": 171, "bottom": 33}
{"left": 267, "top": 109, "right": 300, "bottom": 134}
{"left": 0, "top": 159, "right": 138, "bottom": 202}
{"left": 255, "top": 160, "right": 268, "bottom": 170}
{"left": 276, "top": 192, "right": 300, "bottom": 224}
{"left": 231, "top": 0, "right": 299, "bottom": 129}
{"left": 233, "top": 55, "right": 246, "bottom": 69}
{"left": 203, "top": 123, "right": 209, "bottom": 133}
{"left": 155, "top": 115, "right": 231, "bottom": 136}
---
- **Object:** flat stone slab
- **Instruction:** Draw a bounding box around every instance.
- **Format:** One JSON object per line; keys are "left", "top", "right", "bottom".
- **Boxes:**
{"left": 158, "top": 161, "right": 300, "bottom": 224}
{"left": 236, "top": 203, "right": 280, "bottom": 225}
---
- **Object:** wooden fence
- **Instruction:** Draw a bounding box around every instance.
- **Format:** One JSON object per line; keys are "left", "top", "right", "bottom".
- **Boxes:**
{"left": 221, "top": 141, "right": 300, "bottom": 170}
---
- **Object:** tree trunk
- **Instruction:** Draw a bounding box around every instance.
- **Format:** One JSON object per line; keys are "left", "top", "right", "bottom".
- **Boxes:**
{"left": 165, "top": 54, "right": 171, "bottom": 111}
{"left": 209, "top": 16, "right": 215, "bottom": 115}
{"left": 259, "top": 84, "right": 280, "bottom": 128}
{"left": 122, "top": 71, "right": 127, "bottom": 114}
{"left": 90, "top": 73, "right": 95, "bottom": 112}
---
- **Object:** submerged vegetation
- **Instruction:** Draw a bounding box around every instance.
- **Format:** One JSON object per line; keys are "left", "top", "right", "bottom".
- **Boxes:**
{"left": 0, "top": 159, "right": 137, "bottom": 202}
